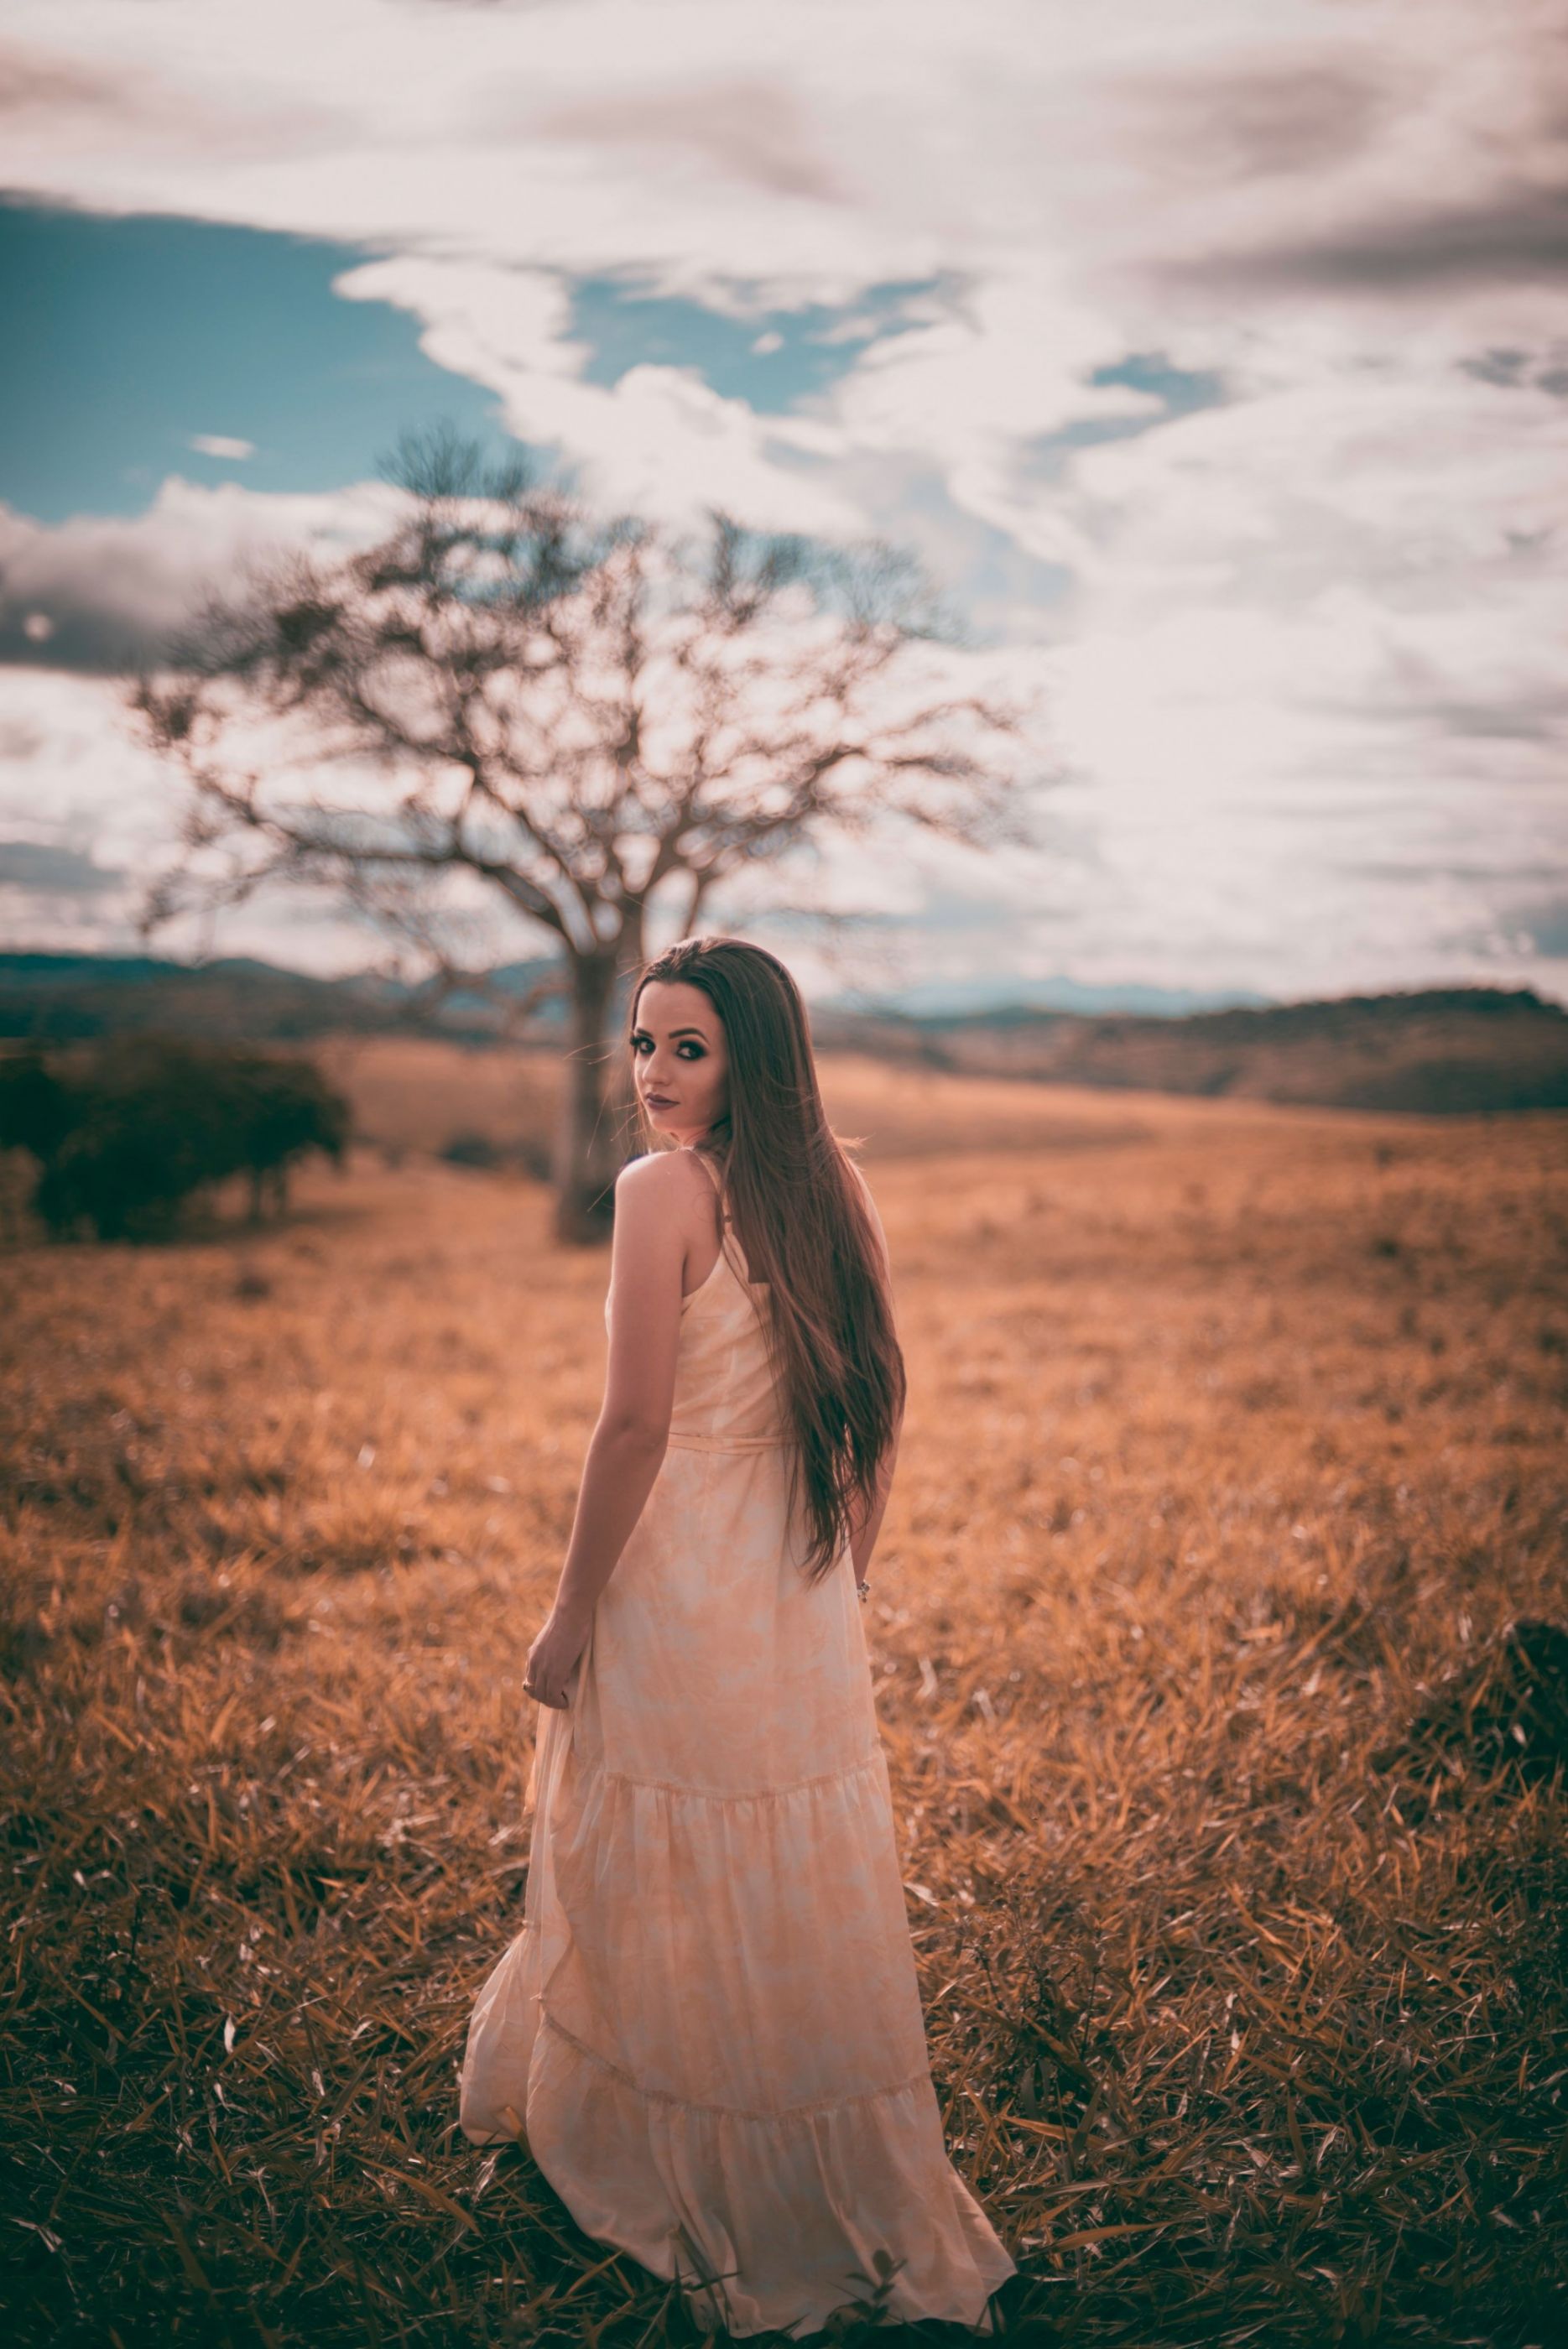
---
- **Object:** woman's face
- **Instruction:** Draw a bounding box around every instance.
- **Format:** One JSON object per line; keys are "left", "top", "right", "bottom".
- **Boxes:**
{"left": 631, "top": 979, "right": 731, "bottom": 1146}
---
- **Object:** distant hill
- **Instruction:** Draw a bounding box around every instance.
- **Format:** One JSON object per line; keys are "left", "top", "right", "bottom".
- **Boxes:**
{"left": 812, "top": 986, "right": 1568, "bottom": 1115}
{"left": 0, "top": 952, "right": 405, "bottom": 1042}
{"left": 820, "top": 974, "right": 1273, "bottom": 1018}
{"left": 0, "top": 951, "right": 565, "bottom": 1044}
{"left": 1, "top": 952, "right": 1563, "bottom": 1115}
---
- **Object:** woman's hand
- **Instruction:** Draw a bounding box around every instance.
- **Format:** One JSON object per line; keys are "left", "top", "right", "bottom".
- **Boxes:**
{"left": 523, "top": 1607, "right": 590, "bottom": 1711}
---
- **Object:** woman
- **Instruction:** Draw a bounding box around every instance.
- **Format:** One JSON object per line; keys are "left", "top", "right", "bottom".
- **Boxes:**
{"left": 459, "top": 935, "right": 1015, "bottom": 2336}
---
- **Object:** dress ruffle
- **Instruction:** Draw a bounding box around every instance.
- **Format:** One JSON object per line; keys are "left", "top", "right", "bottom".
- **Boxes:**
{"left": 460, "top": 1737, "right": 1014, "bottom": 2335}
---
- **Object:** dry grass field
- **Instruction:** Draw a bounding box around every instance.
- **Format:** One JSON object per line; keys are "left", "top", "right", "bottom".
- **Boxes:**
{"left": 3, "top": 1048, "right": 1566, "bottom": 2347}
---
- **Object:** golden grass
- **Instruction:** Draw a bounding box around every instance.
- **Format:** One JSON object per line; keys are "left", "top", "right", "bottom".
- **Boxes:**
{"left": 3, "top": 1054, "right": 1566, "bottom": 2346}
{"left": 315, "top": 1036, "right": 562, "bottom": 1174}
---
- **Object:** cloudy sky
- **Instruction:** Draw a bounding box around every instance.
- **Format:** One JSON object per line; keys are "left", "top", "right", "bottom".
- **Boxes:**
{"left": 1, "top": 0, "right": 1565, "bottom": 1009}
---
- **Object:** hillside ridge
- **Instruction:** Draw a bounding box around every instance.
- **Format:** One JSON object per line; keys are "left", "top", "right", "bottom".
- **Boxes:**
{"left": 1, "top": 951, "right": 1563, "bottom": 1114}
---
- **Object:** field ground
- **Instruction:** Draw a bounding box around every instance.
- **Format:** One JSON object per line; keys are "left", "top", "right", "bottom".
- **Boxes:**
{"left": 3, "top": 1054, "right": 1566, "bottom": 2346}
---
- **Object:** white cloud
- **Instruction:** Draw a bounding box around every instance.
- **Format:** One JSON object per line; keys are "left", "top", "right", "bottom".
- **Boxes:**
{"left": 0, "top": 475, "right": 403, "bottom": 666}
{"left": 188, "top": 433, "right": 256, "bottom": 459}
{"left": 331, "top": 256, "right": 864, "bottom": 533}
{"left": 1, "top": 0, "right": 1565, "bottom": 997}
{"left": 0, "top": 664, "right": 408, "bottom": 971}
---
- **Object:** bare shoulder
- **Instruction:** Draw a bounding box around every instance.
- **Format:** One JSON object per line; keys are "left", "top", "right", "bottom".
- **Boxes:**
{"left": 614, "top": 1148, "right": 713, "bottom": 1226}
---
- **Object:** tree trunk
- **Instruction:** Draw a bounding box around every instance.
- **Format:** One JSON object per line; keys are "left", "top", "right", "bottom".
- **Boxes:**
{"left": 553, "top": 948, "right": 633, "bottom": 1243}
{"left": 606, "top": 906, "right": 647, "bottom": 1161}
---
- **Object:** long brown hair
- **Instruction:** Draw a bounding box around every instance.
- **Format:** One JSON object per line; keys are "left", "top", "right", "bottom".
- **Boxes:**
{"left": 628, "top": 935, "right": 905, "bottom": 1584}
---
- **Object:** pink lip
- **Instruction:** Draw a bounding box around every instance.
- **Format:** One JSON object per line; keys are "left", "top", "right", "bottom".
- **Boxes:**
{"left": 645, "top": 1096, "right": 677, "bottom": 1108}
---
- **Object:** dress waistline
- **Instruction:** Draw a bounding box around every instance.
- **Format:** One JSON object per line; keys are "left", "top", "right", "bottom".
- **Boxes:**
{"left": 665, "top": 1429, "right": 796, "bottom": 1454}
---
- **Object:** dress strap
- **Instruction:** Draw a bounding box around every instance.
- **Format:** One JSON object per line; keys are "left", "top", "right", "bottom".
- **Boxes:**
{"left": 688, "top": 1146, "right": 728, "bottom": 1227}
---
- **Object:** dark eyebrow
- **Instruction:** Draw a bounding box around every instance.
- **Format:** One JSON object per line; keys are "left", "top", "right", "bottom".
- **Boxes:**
{"left": 632, "top": 1023, "right": 709, "bottom": 1039}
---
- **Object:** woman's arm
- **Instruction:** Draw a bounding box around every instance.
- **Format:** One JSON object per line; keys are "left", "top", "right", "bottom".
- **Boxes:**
{"left": 523, "top": 1153, "right": 692, "bottom": 1708}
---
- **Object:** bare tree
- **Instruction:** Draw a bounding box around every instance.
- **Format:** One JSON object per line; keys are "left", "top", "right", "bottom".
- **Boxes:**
{"left": 128, "top": 426, "right": 1036, "bottom": 1242}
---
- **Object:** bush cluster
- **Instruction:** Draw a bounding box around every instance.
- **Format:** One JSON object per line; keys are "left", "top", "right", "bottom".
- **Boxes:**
{"left": 0, "top": 1039, "right": 351, "bottom": 1240}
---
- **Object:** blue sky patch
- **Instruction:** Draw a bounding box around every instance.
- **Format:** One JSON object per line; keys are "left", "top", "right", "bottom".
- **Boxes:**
{"left": 569, "top": 272, "right": 954, "bottom": 415}
{"left": 0, "top": 201, "right": 965, "bottom": 525}
{"left": 0, "top": 198, "right": 520, "bottom": 523}
{"left": 1022, "top": 351, "right": 1228, "bottom": 481}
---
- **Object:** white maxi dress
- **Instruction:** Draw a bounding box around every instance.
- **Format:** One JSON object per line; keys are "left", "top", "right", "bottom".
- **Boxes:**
{"left": 459, "top": 1164, "right": 1016, "bottom": 2336}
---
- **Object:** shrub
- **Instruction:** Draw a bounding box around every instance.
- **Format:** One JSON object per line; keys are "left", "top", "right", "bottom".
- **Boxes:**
{"left": 0, "top": 1040, "right": 352, "bottom": 1242}
{"left": 440, "top": 1129, "right": 505, "bottom": 1171}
